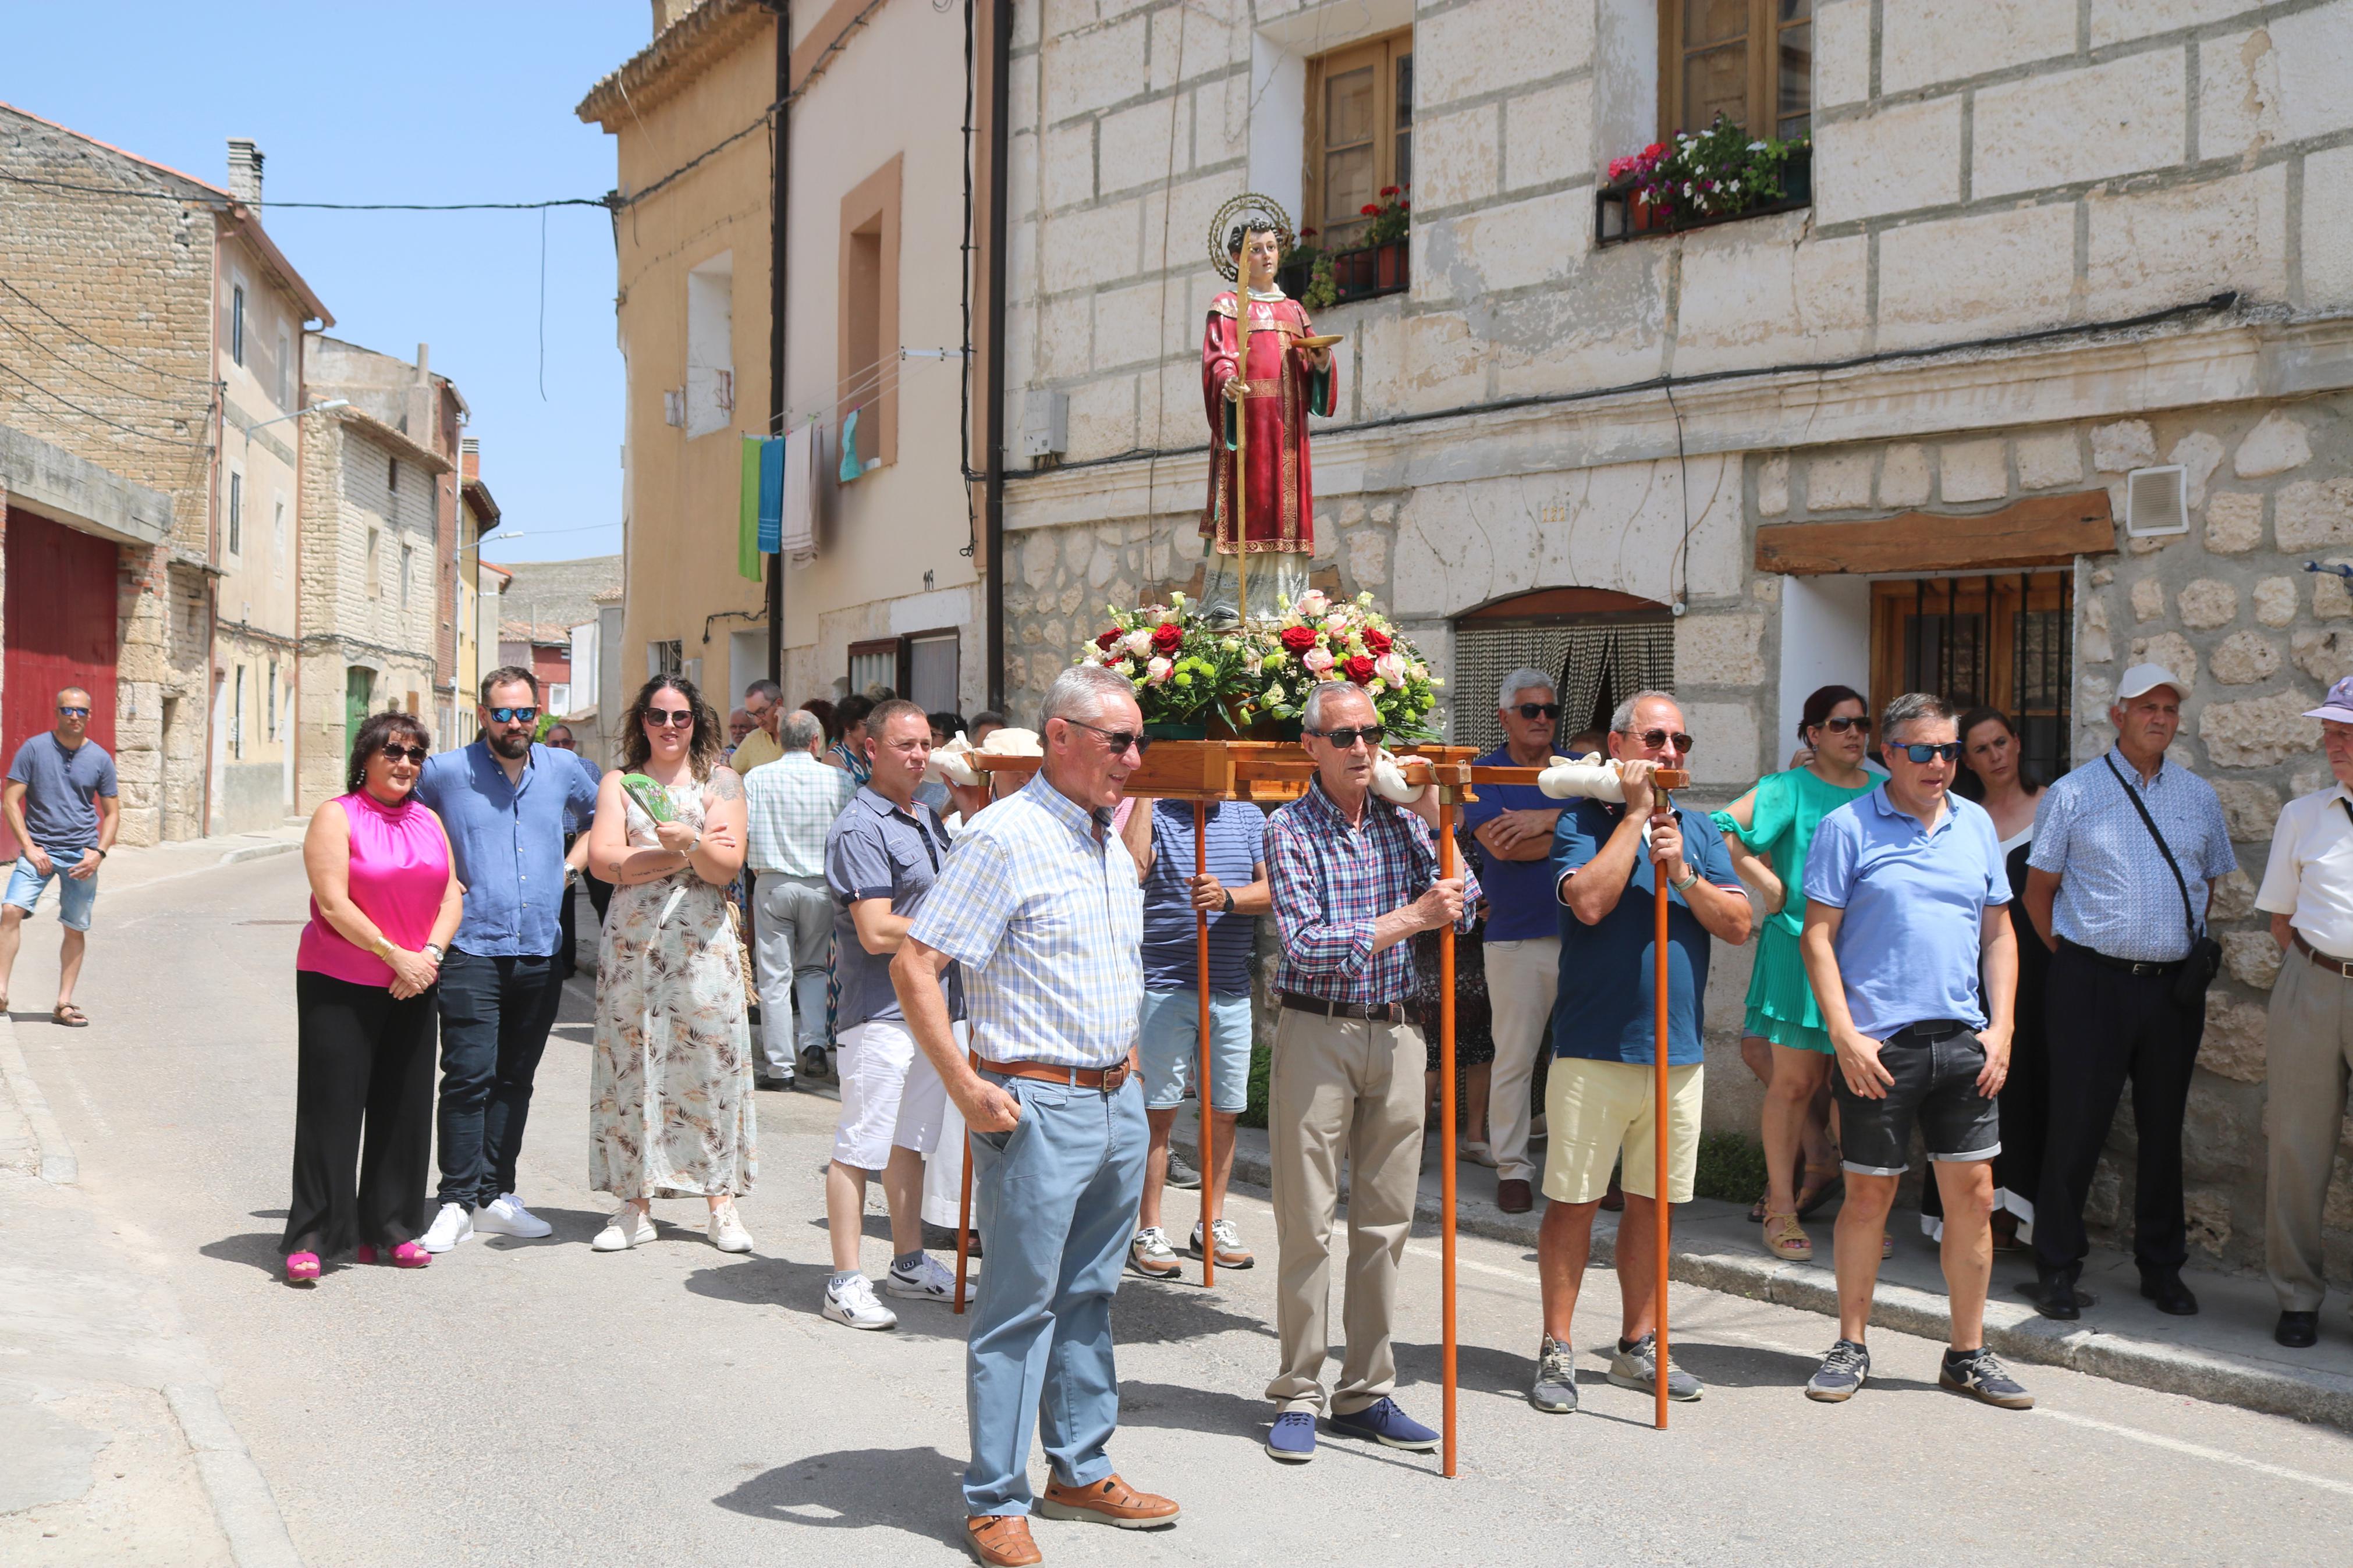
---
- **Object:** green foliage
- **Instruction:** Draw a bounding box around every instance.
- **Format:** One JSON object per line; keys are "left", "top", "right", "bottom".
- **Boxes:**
{"left": 1238, "top": 1039, "right": 1272, "bottom": 1129}
{"left": 1692, "top": 1130, "right": 1770, "bottom": 1205}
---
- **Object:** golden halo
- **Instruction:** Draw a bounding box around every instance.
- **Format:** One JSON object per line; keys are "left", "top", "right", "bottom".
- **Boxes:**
{"left": 1207, "top": 193, "right": 1296, "bottom": 284}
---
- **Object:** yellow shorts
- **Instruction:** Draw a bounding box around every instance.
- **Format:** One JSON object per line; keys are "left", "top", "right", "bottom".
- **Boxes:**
{"left": 1541, "top": 1059, "right": 1704, "bottom": 1205}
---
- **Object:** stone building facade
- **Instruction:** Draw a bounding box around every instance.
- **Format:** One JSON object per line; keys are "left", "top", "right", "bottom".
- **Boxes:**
{"left": 993, "top": 0, "right": 2353, "bottom": 1275}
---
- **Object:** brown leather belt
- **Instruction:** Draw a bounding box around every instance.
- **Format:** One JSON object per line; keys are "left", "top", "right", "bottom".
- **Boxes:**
{"left": 974, "top": 1054, "right": 1132, "bottom": 1091}
{"left": 1280, "top": 990, "right": 1407, "bottom": 1024}
{"left": 2294, "top": 931, "right": 2353, "bottom": 979}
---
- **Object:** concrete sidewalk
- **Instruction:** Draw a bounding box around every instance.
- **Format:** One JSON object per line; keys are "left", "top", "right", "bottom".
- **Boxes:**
{"left": 1168, "top": 1111, "right": 2353, "bottom": 1431}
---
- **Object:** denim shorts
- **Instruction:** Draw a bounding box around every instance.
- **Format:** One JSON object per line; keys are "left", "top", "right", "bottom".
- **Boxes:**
{"left": 5, "top": 855, "right": 98, "bottom": 931}
{"left": 1832, "top": 1020, "right": 2001, "bottom": 1175}
{"left": 1136, "top": 986, "right": 1252, "bottom": 1113}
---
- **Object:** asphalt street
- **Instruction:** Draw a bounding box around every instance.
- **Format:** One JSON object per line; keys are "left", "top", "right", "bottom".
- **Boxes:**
{"left": 13, "top": 849, "right": 2353, "bottom": 1566}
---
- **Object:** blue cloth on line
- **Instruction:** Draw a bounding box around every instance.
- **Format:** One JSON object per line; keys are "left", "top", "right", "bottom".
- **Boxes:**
{"left": 757, "top": 436, "right": 783, "bottom": 553}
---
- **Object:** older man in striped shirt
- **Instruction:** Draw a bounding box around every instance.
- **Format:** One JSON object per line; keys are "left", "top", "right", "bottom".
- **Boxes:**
{"left": 894, "top": 664, "right": 1179, "bottom": 1567}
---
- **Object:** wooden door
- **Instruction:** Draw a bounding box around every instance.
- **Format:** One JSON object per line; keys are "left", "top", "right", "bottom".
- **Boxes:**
{"left": 1870, "top": 571, "right": 2073, "bottom": 783}
{"left": 3, "top": 507, "right": 118, "bottom": 858}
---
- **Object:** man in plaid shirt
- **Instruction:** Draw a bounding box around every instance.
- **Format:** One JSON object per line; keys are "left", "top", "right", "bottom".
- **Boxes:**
{"left": 893, "top": 665, "right": 1180, "bottom": 1566}
{"left": 1260, "top": 681, "right": 1477, "bottom": 1465}
{"left": 742, "top": 709, "right": 855, "bottom": 1088}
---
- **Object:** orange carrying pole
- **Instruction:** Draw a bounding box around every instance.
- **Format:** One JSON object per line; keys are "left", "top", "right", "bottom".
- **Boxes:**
{"left": 1195, "top": 800, "right": 1215, "bottom": 1287}
{"left": 1652, "top": 785, "right": 1673, "bottom": 1431}
{"left": 1438, "top": 792, "right": 1459, "bottom": 1478}
{"left": 955, "top": 1049, "right": 977, "bottom": 1314}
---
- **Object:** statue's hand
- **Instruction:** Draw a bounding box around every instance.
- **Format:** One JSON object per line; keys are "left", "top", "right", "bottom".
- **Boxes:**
{"left": 1301, "top": 344, "right": 1332, "bottom": 372}
{"left": 1221, "top": 374, "right": 1242, "bottom": 403}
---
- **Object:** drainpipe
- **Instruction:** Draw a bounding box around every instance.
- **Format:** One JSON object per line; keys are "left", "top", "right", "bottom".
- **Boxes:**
{"left": 767, "top": 1, "right": 790, "bottom": 688}
{"left": 983, "top": 0, "right": 1010, "bottom": 713}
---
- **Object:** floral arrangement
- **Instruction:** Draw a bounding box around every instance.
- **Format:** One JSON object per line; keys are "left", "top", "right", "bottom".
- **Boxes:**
{"left": 1076, "top": 588, "right": 1442, "bottom": 741}
{"left": 1607, "top": 118, "right": 1808, "bottom": 227}
{"left": 1358, "top": 184, "right": 1410, "bottom": 247}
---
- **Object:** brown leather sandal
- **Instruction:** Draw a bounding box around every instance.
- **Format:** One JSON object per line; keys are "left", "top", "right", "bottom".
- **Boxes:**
{"left": 964, "top": 1514, "right": 1041, "bottom": 1566}
{"left": 52, "top": 1002, "right": 88, "bottom": 1028}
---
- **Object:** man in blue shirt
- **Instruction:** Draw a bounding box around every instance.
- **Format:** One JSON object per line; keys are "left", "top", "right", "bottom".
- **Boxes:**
{"left": 1, "top": 687, "right": 119, "bottom": 1027}
{"left": 1463, "top": 667, "right": 1569, "bottom": 1214}
{"left": 1532, "top": 692, "right": 1749, "bottom": 1417}
{"left": 1799, "top": 692, "right": 2030, "bottom": 1410}
{"left": 412, "top": 667, "right": 602, "bottom": 1253}
{"left": 1118, "top": 794, "right": 1268, "bottom": 1279}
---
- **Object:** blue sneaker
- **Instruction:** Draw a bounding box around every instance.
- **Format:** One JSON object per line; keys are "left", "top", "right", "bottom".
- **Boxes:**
{"left": 1325, "top": 1396, "right": 1439, "bottom": 1452}
{"left": 1265, "top": 1410, "right": 1316, "bottom": 1463}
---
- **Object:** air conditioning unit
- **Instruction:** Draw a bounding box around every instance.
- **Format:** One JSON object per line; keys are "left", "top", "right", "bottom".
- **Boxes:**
{"left": 663, "top": 389, "right": 686, "bottom": 428}
{"left": 2125, "top": 465, "right": 2187, "bottom": 538}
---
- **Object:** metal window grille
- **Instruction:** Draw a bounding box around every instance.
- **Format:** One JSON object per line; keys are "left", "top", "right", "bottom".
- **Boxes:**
{"left": 1451, "top": 616, "right": 1675, "bottom": 755}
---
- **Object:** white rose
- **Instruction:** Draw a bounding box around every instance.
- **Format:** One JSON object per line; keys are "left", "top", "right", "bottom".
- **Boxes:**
{"left": 1145, "top": 656, "right": 1173, "bottom": 685}
{"left": 1302, "top": 646, "right": 1336, "bottom": 674}
{"left": 1293, "top": 589, "right": 1329, "bottom": 617}
{"left": 1124, "top": 630, "right": 1155, "bottom": 657}
{"left": 1374, "top": 651, "right": 1407, "bottom": 685}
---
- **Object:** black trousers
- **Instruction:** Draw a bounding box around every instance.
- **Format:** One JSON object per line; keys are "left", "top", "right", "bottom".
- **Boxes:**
{"left": 283, "top": 970, "right": 437, "bottom": 1257}
{"left": 433, "top": 947, "right": 566, "bottom": 1210}
{"left": 2034, "top": 942, "right": 2206, "bottom": 1279}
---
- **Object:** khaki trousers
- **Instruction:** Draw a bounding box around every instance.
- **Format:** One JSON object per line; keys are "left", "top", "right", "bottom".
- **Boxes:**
{"left": 1482, "top": 937, "right": 1560, "bottom": 1182}
{"left": 1265, "top": 1008, "right": 1426, "bottom": 1416}
{"left": 2265, "top": 952, "right": 2353, "bottom": 1311}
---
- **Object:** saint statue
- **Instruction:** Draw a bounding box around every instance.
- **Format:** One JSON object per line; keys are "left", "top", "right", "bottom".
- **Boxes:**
{"left": 1199, "top": 194, "right": 1336, "bottom": 622}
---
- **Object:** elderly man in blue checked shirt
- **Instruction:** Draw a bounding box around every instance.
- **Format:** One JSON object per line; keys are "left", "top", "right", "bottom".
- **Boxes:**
{"left": 1260, "top": 680, "right": 1476, "bottom": 1466}
{"left": 892, "top": 664, "right": 1179, "bottom": 1568}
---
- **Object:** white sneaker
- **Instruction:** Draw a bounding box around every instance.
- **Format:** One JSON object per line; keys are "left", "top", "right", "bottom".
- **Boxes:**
{"left": 822, "top": 1273, "right": 898, "bottom": 1329}
{"left": 418, "top": 1201, "right": 473, "bottom": 1253}
{"left": 708, "top": 1200, "right": 754, "bottom": 1253}
{"left": 591, "top": 1206, "right": 657, "bottom": 1252}
{"left": 474, "top": 1193, "right": 553, "bottom": 1239}
{"left": 884, "top": 1252, "right": 959, "bottom": 1300}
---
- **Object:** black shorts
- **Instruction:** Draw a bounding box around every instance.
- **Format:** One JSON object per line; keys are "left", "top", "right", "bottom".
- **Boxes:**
{"left": 1832, "top": 1019, "right": 2001, "bottom": 1176}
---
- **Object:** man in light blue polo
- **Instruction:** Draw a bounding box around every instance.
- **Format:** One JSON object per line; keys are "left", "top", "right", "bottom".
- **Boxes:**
{"left": 1798, "top": 692, "right": 2029, "bottom": 1410}
{"left": 412, "top": 666, "right": 602, "bottom": 1253}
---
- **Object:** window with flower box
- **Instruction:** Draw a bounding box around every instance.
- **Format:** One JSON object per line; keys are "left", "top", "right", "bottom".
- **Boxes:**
{"left": 1289, "top": 29, "right": 1412, "bottom": 308}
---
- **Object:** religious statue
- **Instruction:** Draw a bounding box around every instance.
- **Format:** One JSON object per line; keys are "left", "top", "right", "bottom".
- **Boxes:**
{"left": 1199, "top": 193, "right": 1337, "bottom": 622}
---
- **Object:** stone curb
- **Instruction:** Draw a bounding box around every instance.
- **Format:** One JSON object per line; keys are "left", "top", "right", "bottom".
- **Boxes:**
{"left": 218, "top": 840, "right": 300, "bottom": 866}
{"left": 1169, "top": 1122, "right": 2353, "bottom": 1433}
{"left": 166, "top": 1384, "right": 305, "bottom": 1568}
{"left": 0, "top": 1016, "right": 77, "bottom": 1185}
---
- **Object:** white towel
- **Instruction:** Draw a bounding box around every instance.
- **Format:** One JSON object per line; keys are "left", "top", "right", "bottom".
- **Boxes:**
{"left": 780, "top": 422, "right": 819, "bottom": 563}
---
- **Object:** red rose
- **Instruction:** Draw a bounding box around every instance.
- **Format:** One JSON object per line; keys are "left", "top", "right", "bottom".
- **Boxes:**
{"left": 1362, "top": 627, "right": 1392, "bottom": 656}
{"left": 1279, "top": 625, "right": 1318, "bottom": 654}
{"left": 1095, "top": 628, "right": 1120, "bottom": 649}
{"left": 1343, "top": 656, "right": 1377, "bottom": 684}
{"left": 1151, "top": 622, "right": 1184, "bottom": 655}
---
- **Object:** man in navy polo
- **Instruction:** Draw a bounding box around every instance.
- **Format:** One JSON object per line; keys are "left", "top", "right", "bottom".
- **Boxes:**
{"left": 1530, "top": 691, "right": 1751, "bottom": 1417}
{"left": 1463, "top": 667, "right": 1568, "bottom": 1214}
{"left": 1798, "top": 691, "right": 2030, "bottom": 1410}
{"left": 413, "top": 667, "right": 602, "bottom": 1252}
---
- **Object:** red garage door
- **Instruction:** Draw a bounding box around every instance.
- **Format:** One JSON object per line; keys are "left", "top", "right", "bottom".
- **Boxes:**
{"left": 3, "top": 505, "right": 119, "bottom": 858}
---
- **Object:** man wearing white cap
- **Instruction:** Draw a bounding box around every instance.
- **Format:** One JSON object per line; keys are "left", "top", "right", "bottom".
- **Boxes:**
{"left": 2022, "top": 663, "right": 2233, "bottom": 1320}
{"left": 2253, "top": 675, "right": 2353, "bottom": 1349}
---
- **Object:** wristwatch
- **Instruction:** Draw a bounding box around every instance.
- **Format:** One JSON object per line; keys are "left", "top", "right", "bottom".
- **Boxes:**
{"left": 1220, "top": 888, "right": 1234, "bottom": 915}
{"left": 422, "top": 943, "right": 445, "bottom": 965}
{"left": 1671, "top": 867, "right": 1701, "bottom": 893}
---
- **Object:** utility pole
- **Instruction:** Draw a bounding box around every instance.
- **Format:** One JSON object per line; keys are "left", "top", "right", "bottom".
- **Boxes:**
{"left": 766, "top": 0, "right": 790, "bottom": 688}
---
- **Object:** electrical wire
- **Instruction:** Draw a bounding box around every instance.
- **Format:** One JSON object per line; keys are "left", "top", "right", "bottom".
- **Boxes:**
{"left": 0, "top": 275, "right": 218, "bottom": 383}
{"left": 0, "top": 356, "right": 207, "bottom": 443}
{"left": 0, "top": 307, "right": 205, "bottom": 406}
{"left": 0, "top": 170, "right": 606, "bottom": 211}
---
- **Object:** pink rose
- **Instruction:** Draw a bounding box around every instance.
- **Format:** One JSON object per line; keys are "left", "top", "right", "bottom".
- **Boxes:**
{"left": 1301, "top": 646, "right": 1336, "bottom": 674}
{"left": 1374, "top": 651, "right": 1407, "bottom": 684}
{"left": 1145, "top": 656, "right": 1174, "bottom": 685}
{"left": 1124, "top": 629, "right": 1155, "bottom": 657}
{"left": 1293, "top": 589, "right": 1329, "bottom": 617}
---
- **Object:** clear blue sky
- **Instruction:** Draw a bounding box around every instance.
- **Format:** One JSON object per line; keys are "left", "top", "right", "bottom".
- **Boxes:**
{"left": 10, "top": 3, "right": 652, "bottom": 563}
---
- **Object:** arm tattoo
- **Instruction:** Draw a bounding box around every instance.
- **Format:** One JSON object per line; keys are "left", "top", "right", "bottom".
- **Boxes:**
{"left": 708, "top": 767, "right": 745, "bottom": 802}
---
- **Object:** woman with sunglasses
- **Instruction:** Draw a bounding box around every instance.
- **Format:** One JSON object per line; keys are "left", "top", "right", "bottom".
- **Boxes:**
{"left": 1712, "top": 684, "right": 1879, "bottom": 1263}
{"left": 282, "top": 712, "right": 463, "bottom": 1285}
{"left": 585, "top": 676, "right": 757, "bottom": 1254}
{"left": 1919, "top": 707, "right": 2049, "bottom": 1252}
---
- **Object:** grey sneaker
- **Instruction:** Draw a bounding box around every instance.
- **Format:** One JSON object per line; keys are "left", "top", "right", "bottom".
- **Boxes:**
{"left": 1529, "top": 1335, "right": 1579, "bottom": 1413}
{"left": 1940, "top": 1346, "right": 2034, "bottom": 1409}
{"left": 1806, "top": 1338, "right": 1871, "bottom": 1402}
{"left": 1607, "top": 1333, "right": 1702, "bottom": 1401}
{"left": 1165, "top": 1147, "right": 1202, "bottom": 1189}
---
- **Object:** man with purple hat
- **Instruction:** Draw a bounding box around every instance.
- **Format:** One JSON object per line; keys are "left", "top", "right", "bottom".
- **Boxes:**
{"left": 2253, "top": 675, "right": 2353, "bottom": 1349}
{"left": 2022, "top": 663, "right": 2233, "bottom": 1321}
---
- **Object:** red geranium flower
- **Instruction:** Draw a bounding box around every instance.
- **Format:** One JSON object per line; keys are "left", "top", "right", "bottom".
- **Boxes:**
{"left": 1343, "top": 656, "right": 1377, "bottom": 684}
{"left": 1361, "top": 203, "right": 1381, "bottom": 216}
{"left": 1279, "top": 625, "right": 1318, "bottom": 654}
{"left": 1379, "top": 185, "right": 1399, "bottom": 198}
{"left": 1150, "top": 622, "right": 1184, "bottom": 655}
{"left": 1300, "top": 227, "right": 1318, "bottom": 238}
{"left": 1362, "top": 627, "right": 1392, "bottom": 655}
{"left": 1095, "top": 628, "right": 1120, "bottom": 649}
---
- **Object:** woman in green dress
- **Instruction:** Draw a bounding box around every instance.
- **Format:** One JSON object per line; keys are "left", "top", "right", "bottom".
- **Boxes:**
{"left": 1712, "top": 685, "right": 1877, "bottom": 1263}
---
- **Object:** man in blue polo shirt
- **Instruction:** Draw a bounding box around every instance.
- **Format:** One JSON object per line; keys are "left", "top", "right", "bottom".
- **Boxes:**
{"left": 1463, "top": 667, "right": 1568, "bottom": 1214}
{"left": 1798, "top": 691, "right": 2030, "bottom": 1410}
{"left": 1119, "top": 792, "right": 1268, "bottom": 1278}
{"left": 1530, "top": 692, "right": 1751, "bottom": 1417}
{"left": 412, "top": 667, "right": 602, "bottom": 1253}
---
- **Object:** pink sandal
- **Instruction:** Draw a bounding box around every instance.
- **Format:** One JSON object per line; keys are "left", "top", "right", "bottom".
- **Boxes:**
{"left": 356, "top": 1241, "right": 431, "bottom": 1268}
{"left": 285, "top": 1252, "right": 321, "bottom": 1285}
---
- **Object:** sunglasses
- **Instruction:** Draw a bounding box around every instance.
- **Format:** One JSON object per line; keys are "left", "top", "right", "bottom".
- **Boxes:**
{"left": 488, "top": 706, "right": 539, "bottom": 724}
{"left": 646, "top": 709, "right": 697, "bottom": 728}
{"left": 57, "top": 706, "right": 91, "bottom": 718}
{"left": 1064, "top": 718, "right": 1150, "bottom": 755}
{"left": 1623, "top": 728, "right": 1695, "bottom": 753}
{"left": 1893, "top": 742, "right": 1964, "bottom": 763}
{"left": 380, "top": 744, "right": 428, "bottom": 765}
{"left": 1816, "top": 716, "right": 1871, "bottom": 734}
{"left": 1308, "top": 724, "right": 1387, "bottom": 751}
{"left": 1511, "top": 702, "right": 1561, "bottom": 720}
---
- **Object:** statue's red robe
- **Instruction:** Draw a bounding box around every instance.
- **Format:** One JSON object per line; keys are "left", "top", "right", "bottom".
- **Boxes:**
{"left": 1199, "top": 290, "right": 1336, "bottom": 556}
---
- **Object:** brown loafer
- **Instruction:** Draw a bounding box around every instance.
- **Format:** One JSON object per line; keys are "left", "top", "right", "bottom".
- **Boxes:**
{"left": 1037, "top": 1472, "right": 1180, "bottom": 1529}
{"left": 966, "top": 1513, "right": 1042, "bottom": 1566}
{"left": 1496, "top": 1178, "right": 1533, "bottom": 1214}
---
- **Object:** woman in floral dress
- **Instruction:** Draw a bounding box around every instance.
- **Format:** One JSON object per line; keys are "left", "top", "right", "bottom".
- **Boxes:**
{"left": 584, "top": 674, "right": 757, "bottom": 1254}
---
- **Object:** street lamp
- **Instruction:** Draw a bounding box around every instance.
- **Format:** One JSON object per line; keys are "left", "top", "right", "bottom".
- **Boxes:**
{"left": 243, "top": 397, "right": 349, "bottom": 436}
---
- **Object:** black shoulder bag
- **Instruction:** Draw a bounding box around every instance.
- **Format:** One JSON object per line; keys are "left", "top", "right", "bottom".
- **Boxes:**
{"left": 2103, "top": 754, "right": 2223, "bottom": 1007}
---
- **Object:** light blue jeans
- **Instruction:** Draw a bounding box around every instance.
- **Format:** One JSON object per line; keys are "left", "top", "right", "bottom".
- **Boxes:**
{"left": 963, "top": 1070, "right": 1147, "bottom": 1517}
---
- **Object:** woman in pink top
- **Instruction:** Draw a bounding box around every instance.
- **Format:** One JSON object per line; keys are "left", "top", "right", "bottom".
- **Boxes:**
{"left": 282, "top": 711, "right": 462, "bottom": 1285}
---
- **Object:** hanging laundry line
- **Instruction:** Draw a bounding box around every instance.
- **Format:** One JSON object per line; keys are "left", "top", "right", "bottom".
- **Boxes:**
{"left": 773, "top": 345, "right": 968, "bottom": 433}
